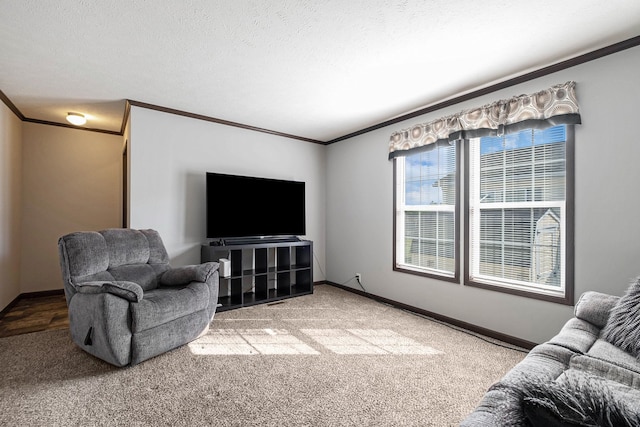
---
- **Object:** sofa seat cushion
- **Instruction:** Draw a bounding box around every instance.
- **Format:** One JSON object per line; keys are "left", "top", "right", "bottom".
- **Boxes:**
{"left": 584, "top": 339, "right": 640, "bottom": 376}
{"left": 131, "top": 283, "right": 209, "bottom": 332}
{"left": 570, "top": 354, "right": 640, "bottom": 388}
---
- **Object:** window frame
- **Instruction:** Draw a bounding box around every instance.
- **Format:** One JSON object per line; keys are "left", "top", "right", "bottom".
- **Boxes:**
{"left": 463, "top": 125, "right": 575, "bottom": 305}
{"left": 392, "top": 140, "right": 461, "bottom": 283}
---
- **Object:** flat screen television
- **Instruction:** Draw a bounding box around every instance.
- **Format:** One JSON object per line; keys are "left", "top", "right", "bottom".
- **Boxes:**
{"left": 206, "top": 172, "right": 306, "bottom": 240}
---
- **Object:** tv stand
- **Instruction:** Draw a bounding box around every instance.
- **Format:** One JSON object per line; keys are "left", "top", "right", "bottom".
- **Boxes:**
{"left": 201, "top": 239, "right": 313, "bottom": 311}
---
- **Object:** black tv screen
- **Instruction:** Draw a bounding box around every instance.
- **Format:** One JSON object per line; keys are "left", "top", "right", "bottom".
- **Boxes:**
{"left": 206, "top": 172, "right": 306, "bottom": 239}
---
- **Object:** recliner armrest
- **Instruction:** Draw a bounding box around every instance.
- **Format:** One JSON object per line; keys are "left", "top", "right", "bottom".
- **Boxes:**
{"left": 160, "top": 262, "right": 219, "bottom": 286}
{"left": 75, "top": 280, "right": 144, "bottom": 302}
{"left": 574, "top": 291, "right": 619, "bottom": 328}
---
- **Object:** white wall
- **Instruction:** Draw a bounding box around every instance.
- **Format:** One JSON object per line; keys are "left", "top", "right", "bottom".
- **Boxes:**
{"left": 0, "top": 103, "right": 23, "bottom": 311}
{"left": 128, "top": 107, "right": 327, "bottom": 279}
{"left": 326, "top": 45, "right": 640, "bottom": 344}
{"left": 20, "top": 123, "right": 123, "bottom": 293}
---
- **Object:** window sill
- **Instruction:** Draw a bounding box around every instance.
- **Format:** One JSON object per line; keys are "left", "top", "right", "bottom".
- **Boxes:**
{"left": 464, "top": 278, "right": 574, "bottom": 305}
{"left": 394, "top": 264, "right": 459, "bottom": 284}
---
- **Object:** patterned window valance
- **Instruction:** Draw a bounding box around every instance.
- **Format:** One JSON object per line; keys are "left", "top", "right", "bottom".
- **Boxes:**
{"left": 388, "top": 81, "right": 581, "bottom": 159}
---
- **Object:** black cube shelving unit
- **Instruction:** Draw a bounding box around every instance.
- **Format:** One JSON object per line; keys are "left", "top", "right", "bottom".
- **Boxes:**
{"left": 201, "top": 240, "right": 313, "bottom": 311}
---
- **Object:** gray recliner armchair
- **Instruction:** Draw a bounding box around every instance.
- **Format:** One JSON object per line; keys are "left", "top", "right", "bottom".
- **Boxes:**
{"left": 58, "top": 228, "right": 219, "bottom": 367}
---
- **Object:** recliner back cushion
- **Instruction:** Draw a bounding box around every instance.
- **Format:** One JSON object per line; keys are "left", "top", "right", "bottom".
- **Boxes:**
{"left": 61, "top": 228, "right": 172, "bottom": 292}
{"left": 139, "top": 229, "right": 170, "bottom": 264}
{"left": 101, "top": 229, "right": 171, "bottom": 291}
{"left": 61, "top": 231, "right": 110, "bottom": 277}
{"left": 102, "top": 229, "right": 151, "bottom": 268}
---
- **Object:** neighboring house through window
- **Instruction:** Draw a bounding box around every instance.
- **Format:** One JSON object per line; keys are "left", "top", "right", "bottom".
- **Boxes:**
{"left": 466, "top": 125, "right": 573, "bottom": 303}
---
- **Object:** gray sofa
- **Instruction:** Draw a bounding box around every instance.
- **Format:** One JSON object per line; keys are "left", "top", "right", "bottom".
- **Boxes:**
{"left": 58, "top": 228, "right": 219, "bottom": 367}
{"left": 462, "top": 281, "right": 640, "bottom": 426}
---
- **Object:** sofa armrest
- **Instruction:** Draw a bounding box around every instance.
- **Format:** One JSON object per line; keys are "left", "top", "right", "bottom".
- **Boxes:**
{"left": 574, "top": 291, "right": 619, "bottom": 328}
{"left": 160, "top": 262, "right": 219, "bottom": 286}
{"left": 76, "top": 280, "right": 144, "bottom": 302}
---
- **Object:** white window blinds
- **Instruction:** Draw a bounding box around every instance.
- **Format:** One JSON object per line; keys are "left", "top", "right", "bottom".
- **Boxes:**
{"left": 395, "top": 142, "right": 458, "bottom": 278}
{"left": 468, "top": 125, "right": 567, "bottom": 294}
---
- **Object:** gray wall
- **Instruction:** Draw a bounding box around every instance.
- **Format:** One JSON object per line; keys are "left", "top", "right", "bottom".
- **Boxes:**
{"left": 326, "top": 45, "right": 640, "bottom": 344}
{"left": 128, "top": 106, "right": 327, "bottom": 280}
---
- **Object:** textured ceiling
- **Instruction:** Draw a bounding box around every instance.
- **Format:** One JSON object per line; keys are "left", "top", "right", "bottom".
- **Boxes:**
{"left": 1, "top": 1, "right": 640, "bottom": 141}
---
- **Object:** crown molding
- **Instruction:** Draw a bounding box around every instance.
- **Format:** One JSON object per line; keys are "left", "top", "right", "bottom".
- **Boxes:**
{"left": 120, "top": 100, "right": 132, "bottom": 136}
{"left": 127, "top": 100, "right": 326, "bottom": 145}
{"left": 0, "top": 90, "right": 123, "bottom": 136}
{"left": 0, "top": 90, "right": 25, "bottom": 120}
{"left": 22, "top": 117, "right": 122, "bottom": 135}
{"left": 327, "top": 34, "right": 640, "bottom": 144}
{"left": 3, "top": 35, "right": 639, "bottom": 143}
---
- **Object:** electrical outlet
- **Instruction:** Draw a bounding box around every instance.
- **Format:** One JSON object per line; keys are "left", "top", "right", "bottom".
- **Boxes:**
{"left": 356, "top": 273, "right": 362, "bottom": 283}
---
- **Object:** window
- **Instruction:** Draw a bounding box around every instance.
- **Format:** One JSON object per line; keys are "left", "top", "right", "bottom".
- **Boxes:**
{"left": 392, "top": 125, "right": 574, "bottom": 303}
{"left": 466, "top": 125, "right": 573, "bottom": 303}
{"left": 389, "top": 83, "right": 578, "bottom": 304}
{"left": 394, "top": 142, "right": 459, "bottom": 281}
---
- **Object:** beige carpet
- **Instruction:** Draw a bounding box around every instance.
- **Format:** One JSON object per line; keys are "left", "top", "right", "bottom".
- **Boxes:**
{"left": 0, "top": 285, "right": 525, "bottom": 426}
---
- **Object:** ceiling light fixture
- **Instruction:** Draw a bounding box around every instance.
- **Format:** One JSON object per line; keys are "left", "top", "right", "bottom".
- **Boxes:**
{"left": 66, "top": 112, "right": 87, "bottom": 126}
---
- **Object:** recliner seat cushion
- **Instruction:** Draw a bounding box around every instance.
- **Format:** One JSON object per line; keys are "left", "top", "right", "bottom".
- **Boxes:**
{"left": 109, "top": 264, "right": 162, "bottom": 291}
{"left": 131, "top": 283, "right": 210, "bottom": 333}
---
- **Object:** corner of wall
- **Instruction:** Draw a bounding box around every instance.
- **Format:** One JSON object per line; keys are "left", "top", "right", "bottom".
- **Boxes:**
{"left": 0, "top": 102, "right": 23, "bottom": 311}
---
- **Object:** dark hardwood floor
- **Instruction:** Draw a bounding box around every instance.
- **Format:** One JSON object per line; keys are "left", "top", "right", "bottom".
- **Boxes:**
{"left": 0, "top": 294, "right": 69, "bottom": 338}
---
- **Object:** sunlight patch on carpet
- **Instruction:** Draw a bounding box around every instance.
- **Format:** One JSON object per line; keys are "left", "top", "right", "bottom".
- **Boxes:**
{"left": 301, "top": 329, "right": 442, "bottom": 355}
{"left": 190, "top": 328, "right": 442, "bottom": 356}
{"left": 189, "top": 329, "right": 319, "bottom": 355}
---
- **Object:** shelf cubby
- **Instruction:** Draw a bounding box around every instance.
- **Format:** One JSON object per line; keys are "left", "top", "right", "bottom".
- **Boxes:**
{"left": 201, "top": 240, "right": 313, "bottom": 311}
